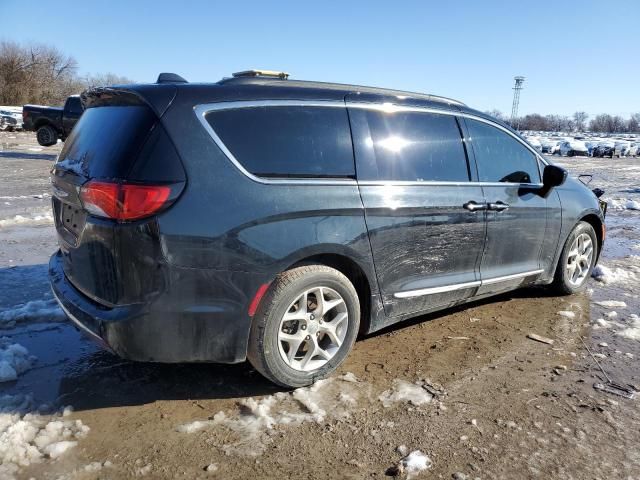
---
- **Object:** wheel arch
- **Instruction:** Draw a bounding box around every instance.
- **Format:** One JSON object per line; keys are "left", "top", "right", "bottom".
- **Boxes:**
{"left": 287, "top": 252, "right": 374, "bottom": 336}
{"left": 580, "top": 213, "right": 604, "bottom": 261}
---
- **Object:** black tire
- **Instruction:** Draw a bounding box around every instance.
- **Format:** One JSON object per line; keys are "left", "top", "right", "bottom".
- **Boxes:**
{"left": 550, "top": 221, "right": 598, "bottom": 295}
{"left": 247, "top": 265, "right": 360, "bottom": 388}
{"left": 567, "top": 150, "right": 574, "bottom": 157}
{"left": 36, "top": 125, "right": 58, "bottom": 146}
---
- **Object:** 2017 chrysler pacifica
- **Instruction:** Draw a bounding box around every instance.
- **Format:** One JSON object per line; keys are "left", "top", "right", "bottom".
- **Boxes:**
{"left": 49, "top": 70, "right": 606, "bottom": 387}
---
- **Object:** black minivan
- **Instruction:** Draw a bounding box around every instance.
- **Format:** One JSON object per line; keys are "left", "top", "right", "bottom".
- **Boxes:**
{"left": 50, "top": 70, "right": 605, "bottom": 387}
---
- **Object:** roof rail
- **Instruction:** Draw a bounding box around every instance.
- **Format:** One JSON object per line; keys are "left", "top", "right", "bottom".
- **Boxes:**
{"left": 232, "top": 69, "right": 289, "bottom": 80}
{"left": 156, "top": 73, "right": 188, "bottom": 84}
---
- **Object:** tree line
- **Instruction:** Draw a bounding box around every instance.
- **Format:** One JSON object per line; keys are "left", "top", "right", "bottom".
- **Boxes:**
{"left": 487, "top": 109, "right": 640, "bottom": 134}
{"left": 0, "top": 41, "right": 133, "bottom": 106}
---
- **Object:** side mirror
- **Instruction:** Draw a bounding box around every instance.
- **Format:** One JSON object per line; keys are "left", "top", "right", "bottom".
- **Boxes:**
{"left": 543, "top": 164, "right": 567, "bottom": 189}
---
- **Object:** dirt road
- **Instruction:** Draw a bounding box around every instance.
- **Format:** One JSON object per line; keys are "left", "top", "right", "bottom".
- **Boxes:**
{"left": 1, "top": 131, "right": 638, "bottom": 479}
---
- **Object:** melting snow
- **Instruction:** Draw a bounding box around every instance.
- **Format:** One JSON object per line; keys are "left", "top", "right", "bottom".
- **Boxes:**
{"left": 0, "top": 394, "right": 89, "bottom": 479}
{"left": 379, "top": 379, "right": 433, "bottom": 408}
{"left": 608, "top": 198, "right": 640, "bottom": 211}
{"left": 0, "top": 299, "right": 65, "bottom": 328}
{"left": 557, "top": 311, "right": 576, "bottom": 319}
{"left": 0, "top": 339, "right": 35, "bottom": 382}
{"left": 177, "top": 373, "right": 368, "bottom": 456}
{"left": 592, "top": 265, "right": 637, "bottom": 284}
{"left": 618, "top": 314, "right": 640, "bottom": 341}
{"left": 595, "top": 300, "right": 627, "bottom": 309}
{"left": 0, "top": 212, "right": 53, "bottom": 228}
{"left": 401, "top": 450, "right": 432, "bottom": 478}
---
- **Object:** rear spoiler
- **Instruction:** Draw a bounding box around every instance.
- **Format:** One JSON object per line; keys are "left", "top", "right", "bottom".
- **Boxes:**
{"left": 81, "top": 85, "right": 178, "bottom": 118}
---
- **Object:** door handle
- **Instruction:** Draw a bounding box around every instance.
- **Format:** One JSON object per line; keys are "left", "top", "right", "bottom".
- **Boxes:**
{"left": 463, "top": 201, "right": 488, "bottom": 212}
{"left": 488, "top": 201, "right": 510, "bottom": 212}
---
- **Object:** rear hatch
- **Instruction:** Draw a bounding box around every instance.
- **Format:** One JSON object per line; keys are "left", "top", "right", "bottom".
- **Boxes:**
{"left": 51, "top": 88, "right": 185, "bottom": 307}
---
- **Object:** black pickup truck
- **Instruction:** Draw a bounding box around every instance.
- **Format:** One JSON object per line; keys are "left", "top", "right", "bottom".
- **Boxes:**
{"left": 22, "top": 95, "right": 84, "bottom": 146}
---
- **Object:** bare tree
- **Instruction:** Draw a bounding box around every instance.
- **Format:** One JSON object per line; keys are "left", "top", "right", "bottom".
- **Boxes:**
{"left": 627, "top": 113, "right": 640, "bottom": 133}
{"left": 0, "top": 41, "right": 134, "bottom": 106}
{"left": 485, "top": 109, "right": 506, "bottom": 121}
{"left": 82, "top": 72, "right": 134, "bottom": 89}
{"left": 572, "top": 112, "right": 588, "bottom": 132}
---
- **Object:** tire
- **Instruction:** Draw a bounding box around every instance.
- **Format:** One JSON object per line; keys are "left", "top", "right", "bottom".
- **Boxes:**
{"left": 550, "top": 221, "right": 598, "bottom": 295}
{"left": 36, "top": 125, "right": 58, "bottom": 146}
{"left": 247, "top": 265, "right": 360, "bottom": 388}
{"left": 567, "top": 150, "right": 574, "bottom": 157}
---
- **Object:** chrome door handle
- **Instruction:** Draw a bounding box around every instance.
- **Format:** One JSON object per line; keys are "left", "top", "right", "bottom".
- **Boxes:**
{"left": 463, "top": 201, "right": 488, "bottom": 212}
{"left": 488, "top": 201, "right": 510, "bottom": 212}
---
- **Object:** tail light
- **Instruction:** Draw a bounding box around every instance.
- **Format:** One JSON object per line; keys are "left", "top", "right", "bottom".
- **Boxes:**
{"left": 79, "top": 180, "right": 181, "bottom": 221}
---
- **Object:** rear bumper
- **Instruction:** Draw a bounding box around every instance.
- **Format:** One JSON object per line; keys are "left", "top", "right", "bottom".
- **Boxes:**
{"left": 49, "top": 250, "right": 257, "bottom": 363}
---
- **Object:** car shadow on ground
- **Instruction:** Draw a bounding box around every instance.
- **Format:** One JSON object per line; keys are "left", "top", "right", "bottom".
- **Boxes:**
{"left": 0, "top": 151, "right": 57, "bottom": 161}
{"left": 1, "top": 262, "right": 565, "bottom": 412}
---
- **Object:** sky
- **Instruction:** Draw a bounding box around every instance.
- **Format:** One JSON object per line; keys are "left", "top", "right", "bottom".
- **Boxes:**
{"left": 1, "top": 0, "right": 638, "bottom": 117}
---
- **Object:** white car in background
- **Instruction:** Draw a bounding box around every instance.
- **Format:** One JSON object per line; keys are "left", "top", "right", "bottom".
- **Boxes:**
{"left": 613, "top": 141, "right": 631, "bottom": 156}
{"left": 559, "top": 139, "right": 588, "bottom": 157}
{"left": 0, "top": 108, "right": 23, "bottom": 131}
{"left": 526, "top": 136, "right": 542, "bottom": 152}
{"left": 539, "top": 137, "right": 556, "bottom": 153}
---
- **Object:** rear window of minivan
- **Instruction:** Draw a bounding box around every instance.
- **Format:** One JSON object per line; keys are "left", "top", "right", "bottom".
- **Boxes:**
{"left": 206, "top": 106, "right": 355, "bottom": 178}
{"left": 57, "top": 106, "right": 156, "bottom": 179}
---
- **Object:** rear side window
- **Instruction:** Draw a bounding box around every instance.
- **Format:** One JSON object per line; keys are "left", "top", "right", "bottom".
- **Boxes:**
{"left": 351, "top": 109, "right": 469, "bottom": 182}
{"left": 466, "top": 119, "right": 541, "bottom": 184}
{"left": 66, "top": 97, "right": 83, "bottom": 114}
{"left": 57, "top": 106, "right": 156, "bottom": 179}
{"left": 206, "top": 106, "right": 354, "bottom": 178}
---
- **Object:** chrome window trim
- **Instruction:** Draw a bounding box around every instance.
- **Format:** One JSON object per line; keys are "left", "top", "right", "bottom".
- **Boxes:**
{"left": 194, "top": 100, "right": 356, "bottom": 186}
{"left": 195, "top": 99, "right": 548, "bottom": 186}
{"left": 393, "top": 269, "right": 544, "bottom": 299}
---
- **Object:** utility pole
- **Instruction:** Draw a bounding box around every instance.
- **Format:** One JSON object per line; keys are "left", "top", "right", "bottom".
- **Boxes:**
{"left": 511, "top": 76, "right": 525, "bottom": 130}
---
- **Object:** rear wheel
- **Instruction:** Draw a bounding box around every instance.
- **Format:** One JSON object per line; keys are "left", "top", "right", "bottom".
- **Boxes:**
{"left": 247, "top": 265, "right": 360, "bottom": 388}
{"left": 36, "top": 125, "right": 58, "bottom": 146}
{"left": 550, "top": 221, "right": 598, "bottom": 295}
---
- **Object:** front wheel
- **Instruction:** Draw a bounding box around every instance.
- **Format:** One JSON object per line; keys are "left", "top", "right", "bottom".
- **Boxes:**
{"left": 247, "top": 265, "right": 360, "bottom": 388}
{"left": 550, "top": 221, "right": 598, "bottom": 295}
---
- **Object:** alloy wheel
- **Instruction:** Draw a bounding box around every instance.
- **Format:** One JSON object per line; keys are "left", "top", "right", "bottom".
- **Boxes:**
{"left": 566, "top": 233, "right": 594, "bottom": 287}
{"left": 277, "top": 286, "right": 348, "bottom": 372}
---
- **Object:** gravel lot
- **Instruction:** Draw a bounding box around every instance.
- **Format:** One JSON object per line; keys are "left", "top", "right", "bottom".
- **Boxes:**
{"left": 1, "top": 130, "right": 639, "bottom": 479}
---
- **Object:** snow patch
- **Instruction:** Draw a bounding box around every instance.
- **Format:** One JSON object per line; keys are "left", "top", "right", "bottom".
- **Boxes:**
{"left": 401, "top": 450, "right": 432, "bottom": 478}
{"left": 557, "top": 311, "right": 576, "bottom": 319}
{"left": 595, "top": 300, "right": 627, "bottom": 309}
{"left": 0, "top": 395, "right": 89, "bottom": 478}
{"left": 177, "top": 373, "right": 367, "bottom": 456}
{"left": 0, "top": 212, "right": 53, "bottom": 228}
{"left": 592, "top": 265, "right": 637, "bottom": 284}
{"left": 0, "top": 338, "right": 35, "bottom": 382}
{"left": 618, "top": 314, "right": 640, "bottom": 341}
{"left": 379, "top": 379, "right": 433, "bottom": 408}
{"left": 0, "top": 299, "right": 65, "bottom": 328}
{"left": 608, "top": 198, "right": 640, "bottom": 211}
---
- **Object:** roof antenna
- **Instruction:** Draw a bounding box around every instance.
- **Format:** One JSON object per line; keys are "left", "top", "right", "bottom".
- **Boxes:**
{"left": 156, "top": 73, "right": 188, "bottom": 84}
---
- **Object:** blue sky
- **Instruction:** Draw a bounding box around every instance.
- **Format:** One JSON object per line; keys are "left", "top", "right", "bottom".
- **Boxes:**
{"left": 2, "top": 0, "right": 638, "bottom": 116}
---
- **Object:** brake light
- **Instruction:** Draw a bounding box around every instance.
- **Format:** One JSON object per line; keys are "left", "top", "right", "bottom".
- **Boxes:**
{"left": 80, "top": 181, "right": 172, "bottom": 221}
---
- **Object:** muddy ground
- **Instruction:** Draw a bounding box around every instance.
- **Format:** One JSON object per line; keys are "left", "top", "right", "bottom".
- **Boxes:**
{"left": 0, "top": 130, "right": 639, "bottom": 479}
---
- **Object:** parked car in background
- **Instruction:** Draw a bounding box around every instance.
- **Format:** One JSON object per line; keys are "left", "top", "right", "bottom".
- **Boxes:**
{"left": 526, "top": 136, "right": 542, "bottom": 152}
{"left": 22, "top": 95, "right": 84, "bottom": 146}
{"left": 593, "top": 141, "right": 615, "bottom": 158}
{"left": 0, "top": 108, "right": 23, "bottom": 131}
{"left": 540, "top": 138, "right": 556, "bottom": 154}
{"left": 559, "top": 140, "right": 588, "bottom": 157}
{"left": 613, "top": 140, "right": 631, "bottom": 157}
{"left": 49, "top": 70, "right": 606, "bottom": 387}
